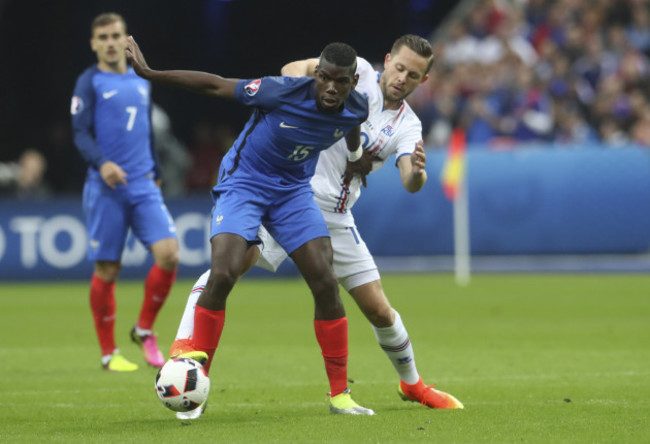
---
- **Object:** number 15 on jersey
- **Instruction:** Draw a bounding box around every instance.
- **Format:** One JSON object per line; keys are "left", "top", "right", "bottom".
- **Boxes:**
{"left": 287, "top": 145, "right": 314, "bottom": 162}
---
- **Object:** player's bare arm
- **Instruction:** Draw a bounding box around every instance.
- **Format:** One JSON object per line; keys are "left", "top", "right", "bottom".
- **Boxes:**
{"left": 344, "top": 150, "right": 374, "bottom": 187}
{"left": 125, "top": 36, "right": 238, "bottom": 99}
{"left": 345, "top": 125, "right": 361, "bottom": 154}
{"left": 281, "top": 58, "right": 319, "bottom": 77}
{"left": 397, "top": 140, "right": 427, "bottom": 193}
{"left": 343, "top": 125, "right": 371, "bottom": 187}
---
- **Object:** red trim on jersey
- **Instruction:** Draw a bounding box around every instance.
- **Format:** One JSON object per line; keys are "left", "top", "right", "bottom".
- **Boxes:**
{"left": 335, "top": 176, "right": 351, "bottom": 213}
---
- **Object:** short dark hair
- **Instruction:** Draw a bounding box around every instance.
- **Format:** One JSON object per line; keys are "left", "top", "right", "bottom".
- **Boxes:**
{"left": 91, "top": 12, "right": 127, "bottom": 36}
{"left": 320, "top": 42, "right": 358, "bottom": 72}
{"left": 391, "top": 34, "right": 434, "bottom": 73}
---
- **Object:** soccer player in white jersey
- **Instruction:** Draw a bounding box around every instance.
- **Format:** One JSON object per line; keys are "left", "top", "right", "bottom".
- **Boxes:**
{"left": 172, "top": 35, "right": 463, "bottom": 419}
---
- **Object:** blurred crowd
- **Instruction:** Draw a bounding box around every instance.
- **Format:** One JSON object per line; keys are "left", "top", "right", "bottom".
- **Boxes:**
{"left": 0, "top": 149, "right": 49, "bottom": 199}
{"left": 6, "top": 0, "right": 649, "bottom": 198}
{"left": 407, "top": 0, "right": 650, "bottom": 149}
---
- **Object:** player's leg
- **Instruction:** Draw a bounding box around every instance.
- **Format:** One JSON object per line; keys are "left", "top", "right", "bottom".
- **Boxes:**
{"left": 92, "top": 260, "right": 138, "bottom": 371}
{"left": 173, "top": 270, "right": 209, "bottom": 343}
{"left": 83, "top": 178, "right": 137, "bottom": 371}
{"left": 91, "top": 260, "right": 121, "bottom": 362}
{"left": 333, "top": 224, "right": 462, "bottom": 409}
{"left": 192, "top": 232, "right": 249, "bottom": 372}
{"left": 191, "top": 184, "right": 267, "bottom": 373}
{"left": 348, "top": 281, "right": 461, "bottom": 408}
{"left": 171, "top": 224, "right": 282, "bottom": 354}
{"left": 128, "top": 237, "right": 179, "bottom": 367}
{"left": 328, "top": 225, "right": 421, "bottom": 386}
{"left": 272, "top": 191, "right": 373, "bottom": 415}
{"left": 170, "top": 246, "right": 258, "bottom": 421}
{"left": 290, "top": 239, "right": 373, "bottom": 415}
{"left": 167, "top": 234, "right": 248, "bottom": 421}
{"left": 170, "top": 245, "right": 260, "bottom": 359}
{"left": 348, "top": 281, "right": 418, "bottom": 379}
{"left": 143, "top": 238, "right": 179, "bottom": 331}
{"left": 130, "top": 180, "right": 180, "bottom": 367}
{"left": 291, "top": 237, "right": 343, "bottom": 319}
{"left": 142, "top": 238, "right": 179, "bottom": 324}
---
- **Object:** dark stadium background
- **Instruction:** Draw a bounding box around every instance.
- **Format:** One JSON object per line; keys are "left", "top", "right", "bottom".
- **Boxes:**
{"left": 0, "top": 0, "right": 456, "bottom": 175}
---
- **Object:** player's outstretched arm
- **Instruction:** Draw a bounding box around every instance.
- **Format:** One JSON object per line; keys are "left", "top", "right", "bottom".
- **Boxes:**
{"left": 126, "top": 36, "right": 239, "bottom": 99}
{"left": 398, "top": 140, "right": 428, "bottom": 193}
{"left": 281, "top": 58, "right": 319, "bottom": 77}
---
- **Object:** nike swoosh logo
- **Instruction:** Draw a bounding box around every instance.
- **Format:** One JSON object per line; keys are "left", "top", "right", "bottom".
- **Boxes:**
{"left": 280, "top": 121, "right": 299, "bottom": 129}
{"left": 103, "top": 90, "right": 118, "bottom": 99}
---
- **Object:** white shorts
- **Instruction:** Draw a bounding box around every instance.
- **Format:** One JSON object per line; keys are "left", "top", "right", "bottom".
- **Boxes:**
{"left": 256, "top": 211, "right": 380, "bottom": 292}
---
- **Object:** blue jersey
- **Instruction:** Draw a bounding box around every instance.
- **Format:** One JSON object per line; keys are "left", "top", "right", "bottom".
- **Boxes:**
{"left": 71, "top": 65, "right": 159, "bottom": 181}
{"left": 219, "top": 76, "right": 368, "bottom": 189}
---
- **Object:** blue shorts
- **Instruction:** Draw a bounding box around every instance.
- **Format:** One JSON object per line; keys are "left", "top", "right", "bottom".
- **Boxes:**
{"left": 83, "top": 174, "right": 177, "bottom": 261}
{"left": 210, "top": 181, "right": 329, "bottom": 255}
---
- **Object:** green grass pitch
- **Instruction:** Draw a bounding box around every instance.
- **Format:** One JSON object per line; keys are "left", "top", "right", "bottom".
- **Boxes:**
{"left": 1, "top": 274, "right": 649, "bottom": 443}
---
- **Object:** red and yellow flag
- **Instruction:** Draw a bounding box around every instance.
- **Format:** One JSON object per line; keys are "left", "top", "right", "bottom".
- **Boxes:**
{"left": 440, "top": 128, "right": 466, "bottom": 200}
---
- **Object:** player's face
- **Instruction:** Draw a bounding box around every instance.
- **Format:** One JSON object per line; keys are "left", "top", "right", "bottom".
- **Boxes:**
{"left": 380, "top": 46, "right": 430, "bottom": 107}
{"left": 91, "top": 21, "right": 128, "bottom": 70}
{"left": 314, "top": 60, "right": 359, "bottom": 113}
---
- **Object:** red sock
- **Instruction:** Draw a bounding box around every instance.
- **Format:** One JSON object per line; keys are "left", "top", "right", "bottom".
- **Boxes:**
{"left": 89, "top": 274, "right": 116, "bottom": 356}
{"left": 193, "top": 306, "right": 225, "bottom": 373}
{"left": 314, "top": 317, "right": 348, "bottom": 397}
{"left": 137, "top": 264, "right": 177, "bottom": 331}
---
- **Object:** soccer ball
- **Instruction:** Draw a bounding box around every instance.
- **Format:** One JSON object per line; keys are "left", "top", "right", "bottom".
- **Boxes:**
{"left": 155, "top": 357, "right": 210, "bottom": 412}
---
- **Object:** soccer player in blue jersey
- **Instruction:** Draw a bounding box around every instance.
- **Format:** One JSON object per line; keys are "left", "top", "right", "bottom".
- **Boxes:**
{"left": 172, "top": 36, "right": 463, "bottom": 420}
{"left": 71, "top": 13, "right": 179, "bottom": 372}
{"left": 126, "top": 35, "right": 374, "bottom": 415}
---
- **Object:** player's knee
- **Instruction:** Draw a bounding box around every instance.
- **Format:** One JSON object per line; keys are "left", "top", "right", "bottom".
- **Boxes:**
{"left": 310, "top": 275, "right": 345, "bottom": 317}
{"left": 152, "top": 239, "right": 179, "bottom": 269}
{"left": 309, "top": 273, "right": 339, "bottom": 298}
{"left": 208, "top": 267, "right": 239, "bottom": 290}
{"left": 95, "top": 261, "right": 121, "bottom": 282}
{"left": 365, "top": 304, "right": 394, "bottom": 328}
{"left": 158, "top": 249, "right": 179, "bottom": 270}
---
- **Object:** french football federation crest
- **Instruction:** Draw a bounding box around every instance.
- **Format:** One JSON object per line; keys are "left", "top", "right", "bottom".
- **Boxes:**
{"left": 245, "top": 79, "right": 261, "bottom": 96}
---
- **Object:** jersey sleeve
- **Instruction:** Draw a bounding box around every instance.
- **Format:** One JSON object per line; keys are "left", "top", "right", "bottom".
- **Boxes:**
{"left": 234, "top": 76, "right": 290, "bottom": 111}
{"left": 394, "top": 114, "right": 423, "bottom": 166}
{"left": 355, "top": 57, "right": 378, "bottom": 93}
{"left": 70, "top": 69, "right": 107, "bottom": 169}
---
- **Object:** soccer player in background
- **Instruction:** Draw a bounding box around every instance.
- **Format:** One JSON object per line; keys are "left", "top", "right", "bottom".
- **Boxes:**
{"left": 126, "top": 36, "right": 374, "bottom": 415}
{"left": 172, "top": 35, "right": 463, "bottom": 419}
{"left": 71, "top": 13, "right": 179, "bottom": 372}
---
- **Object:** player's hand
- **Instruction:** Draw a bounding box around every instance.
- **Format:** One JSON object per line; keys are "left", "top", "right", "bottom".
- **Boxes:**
{"left": 125, "top": 36, "right": 150, "bottom": 77}
{"left": 410, "top": 140, "right": 426, "bottom": 176}
{"left": 100, "top": 161, "right": 128, "bottom": 189}
{"left": 344, "top": 150, "right": 373, "bottom": 188}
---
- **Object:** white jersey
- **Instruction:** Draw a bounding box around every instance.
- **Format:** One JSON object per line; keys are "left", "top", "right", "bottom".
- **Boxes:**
{"left": 311, "top": 57, "right": 423, "bottom": 222}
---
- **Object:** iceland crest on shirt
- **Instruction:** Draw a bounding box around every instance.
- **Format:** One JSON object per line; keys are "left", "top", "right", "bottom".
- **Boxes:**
{"left": 381, "top": 125, "right": 395, "bottom": 137}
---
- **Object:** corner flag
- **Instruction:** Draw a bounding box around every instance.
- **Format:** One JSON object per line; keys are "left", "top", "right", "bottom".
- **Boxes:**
{"left": 441, "top": 128, "right": 470, "bottom": 285}
{"left": 441, "top": 128, "right": 467, "bottom": 200}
